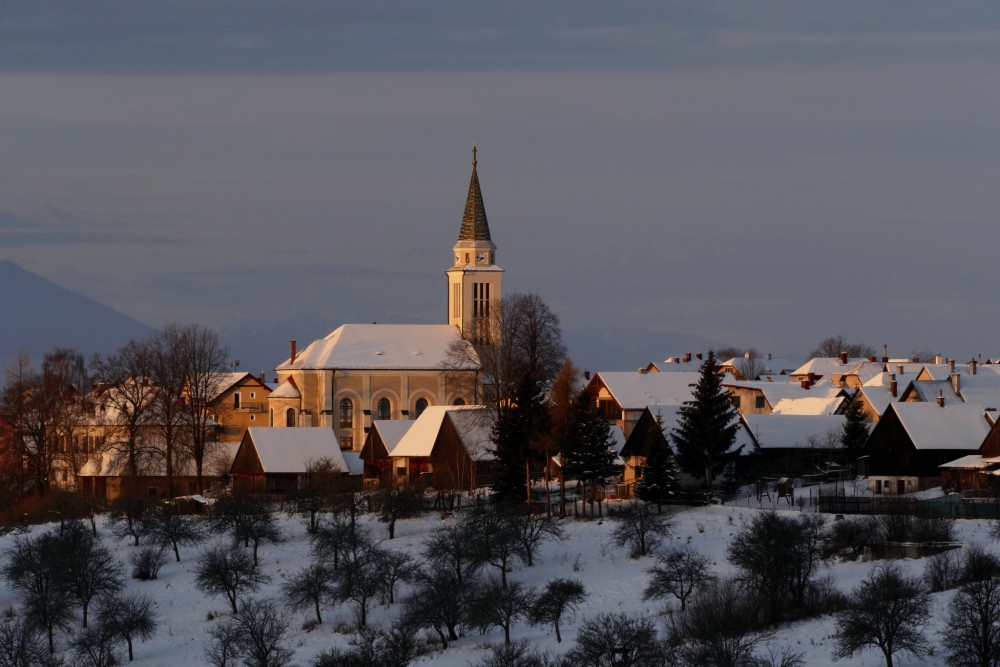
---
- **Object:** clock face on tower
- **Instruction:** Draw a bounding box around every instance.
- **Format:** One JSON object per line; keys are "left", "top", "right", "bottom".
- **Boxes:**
{"left": 476, "top": 252, "right": 488, "bottom": 265}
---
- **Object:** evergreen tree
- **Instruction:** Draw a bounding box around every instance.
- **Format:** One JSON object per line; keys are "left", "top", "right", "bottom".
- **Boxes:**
{"left": 671, "top": 351, "right": 742, "bottom": 488}
{"left": 492, "top": 375, "right": 549, "bottom": 504}
{"left": 636, "top": 412, "right": 678, "bottom": 512}
{"left": 563, "top": 390, "right": 617, "bottom": 517}
{"left": 840, "top": 395, "right": 870, "bottom": 465}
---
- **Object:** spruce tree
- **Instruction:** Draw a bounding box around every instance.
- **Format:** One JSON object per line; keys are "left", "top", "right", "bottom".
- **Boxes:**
{"left": 671, "top": 351, "right": 741, "bottom": 488}
{"left": 840, "top": 395, "right": 870, "bottom": 465}
{"left": 636, "top": 412, "right": 678, "bottom": 512}
{"left": 563, "top": 390, "right": 617, "bottom": 517}
{"left": 492, "top": 375, "right": 549, "bottom": 504}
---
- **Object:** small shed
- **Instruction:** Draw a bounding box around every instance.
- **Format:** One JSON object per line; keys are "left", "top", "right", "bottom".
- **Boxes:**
{"left": 360, "top": 420, "right": 415, "bottom": 482}
{"left": 390, "top": 405, "right": 495, "bottom": 490}
{"left": 231, "top": 427, "right": 352, "bottom": 494}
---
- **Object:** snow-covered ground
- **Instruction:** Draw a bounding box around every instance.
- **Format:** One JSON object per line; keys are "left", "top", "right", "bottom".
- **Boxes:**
{"left": 0, "top": 498, "right": 991, "bottom": 666}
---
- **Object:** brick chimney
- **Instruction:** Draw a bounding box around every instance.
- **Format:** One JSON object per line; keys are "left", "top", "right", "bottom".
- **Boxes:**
{"left": 696, "top": 353, "right": 703, "bottom": 360}
{"left": 839, "top": 352, "right": 848, "bottom": 364}
{"left": 938, "top": 389, "right": 945, "bottom": 407}
{"left": 683, "top": 352, "right": 691, "bottom": 363}
{"left": 952, "top": 372, "right": 961, "bottom": 395}
{"left": 882, "top": 344, "right": 889, "bottom": 363}
{"left": 584, "top": 370, "right": 590, "bottom": 380}
{"left": 970, "top": 359, "right": 978, "bottom": 376}
{"left": 948, "top": 359, "right": 955, "bottom": 373}
{"left": 800, "top": 380, "right": 811, "bottom": 390}
{"left": 290, "top": 339, "right": 297, "bottom": 364}
{"left": 889, "top": 374, "right": 897, "bottom": 398}
{"left": 260, "top": 371, "right": 266, "bottom": 384}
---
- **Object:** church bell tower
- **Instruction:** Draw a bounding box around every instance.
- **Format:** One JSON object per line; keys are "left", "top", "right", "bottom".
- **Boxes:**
{"left": 446, "top": 146, "right": 503, "bottom": 343}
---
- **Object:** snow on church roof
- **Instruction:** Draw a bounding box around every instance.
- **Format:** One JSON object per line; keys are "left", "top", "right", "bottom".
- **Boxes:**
{"left": 269, "top": 378, "right": 300, "bottom": 399}
{"left": 276, "top": 324, "right": 479, "bottom": 371}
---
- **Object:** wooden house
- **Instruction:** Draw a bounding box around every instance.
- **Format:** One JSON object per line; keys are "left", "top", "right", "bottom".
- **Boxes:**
{"left": 230, "top": 427, "right": 352, "bottom": 494}
{"left": 740, "top": 413, "right": 846, "bottom": 477}
{"left": 863, "top": 402, "right": 991, "bottom": 494}
{"left": 389, "top": 405, "right": 495, "bottom": 491}
{"left": 583, "top": 370, "right": 698, "bottom": 438}
{"left": 359, "top": 420, "right": 414, "bottom": 483}
{"left": 940, "top": 417, "right": 1000, "bottom": 491}
{"left": 618, "top": 407, "right": 675, "bottom": 487}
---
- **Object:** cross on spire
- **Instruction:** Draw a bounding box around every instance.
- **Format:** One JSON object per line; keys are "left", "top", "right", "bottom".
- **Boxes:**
{"left": 472, "top": 143, "right": 477, "bottom": 168}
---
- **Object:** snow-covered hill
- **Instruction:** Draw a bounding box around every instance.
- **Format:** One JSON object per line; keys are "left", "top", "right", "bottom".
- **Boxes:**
{"left": 0, "top": 500, "right": 988, "bottom": 666}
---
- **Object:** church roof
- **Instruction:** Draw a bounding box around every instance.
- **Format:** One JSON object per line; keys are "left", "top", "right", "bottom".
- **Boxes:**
{"left": 275, "top": 324, "right": 479, "bottom": 371}
{"left": 458, "top": 149, "right": 491, "bottom": 242}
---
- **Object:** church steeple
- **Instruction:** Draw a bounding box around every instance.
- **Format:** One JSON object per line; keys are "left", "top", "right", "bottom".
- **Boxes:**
{"left": 459, "top": 145, "right": 492, "bottom": 242}
{"left": 446, "top": 146, "right": 503, "bottom": 342}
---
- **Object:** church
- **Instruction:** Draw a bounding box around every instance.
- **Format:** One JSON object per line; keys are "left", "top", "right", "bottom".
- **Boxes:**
{"left": 266, "top": 149, "right": 502, "bottom": 452}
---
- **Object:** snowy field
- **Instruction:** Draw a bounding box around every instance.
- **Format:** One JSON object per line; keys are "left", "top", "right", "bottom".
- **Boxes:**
{"left": 0, "top": 498, "right": 990, "bottom": 666}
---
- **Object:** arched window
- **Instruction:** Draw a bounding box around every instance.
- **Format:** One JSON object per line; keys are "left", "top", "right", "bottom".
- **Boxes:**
{"left": 339, "top": 398, "right": 353, "bottom": 428}
{"left": 286, "top": 408, "right": 296, "bottom": 427}
{"left": 453, "top": 397, "right": 466, "bottom": 406}
{"left": 414, "top": 397, "right": 428, "bottom": 418}
{"left": 377, "top": 397, "right": 391, "bottom": 420}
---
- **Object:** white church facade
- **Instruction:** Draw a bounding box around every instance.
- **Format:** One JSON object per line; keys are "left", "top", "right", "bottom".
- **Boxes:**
{"left": 267, "top": 149, "right": 502, "bottom": 451}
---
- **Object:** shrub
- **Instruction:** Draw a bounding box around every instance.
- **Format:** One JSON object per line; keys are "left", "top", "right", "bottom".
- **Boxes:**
{"left": 610, "top": 503, "right": 672, "bottom": 558}
{"left": 130, "top": 546, "right": 169, "bottom": 581}
{"left": 959, "top": 544, "right": 1000, "bottom": 585}
{"left": 924, "top": 549, "right": 960, "bottom": 592}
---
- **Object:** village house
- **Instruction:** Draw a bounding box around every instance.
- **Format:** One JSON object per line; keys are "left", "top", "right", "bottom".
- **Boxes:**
{"left": 584, "top": 370, "right": 698, "bottom": 438}
{"left": 862, "top": 402, "right": 992, "bottom": 494}
{"left": 230, "top": 427, "right": 354, "bottom": 495}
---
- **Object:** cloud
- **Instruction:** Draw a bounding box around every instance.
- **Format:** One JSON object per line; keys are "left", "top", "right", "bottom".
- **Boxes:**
{"left": 0, "top": 209, "right": 184, "bottom": 248}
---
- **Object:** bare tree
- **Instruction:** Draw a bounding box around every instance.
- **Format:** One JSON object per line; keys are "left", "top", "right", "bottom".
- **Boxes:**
{"left": 177, "top": 325, "right": 230, "bottom": 494}
{"left": 0, "top": 617, "right": 54, "bottom": 667}
{"left": 643, "top": 545, "right": 714, "bottom": 611}
{"left": 148, "top": 325, "right": 188, "bottom": 498}
{"left": 467, "top": 578, "right": 534, "bottom": 646}
{"left": 512, "top": 512, "right": 563, "bottom": 567}
{"left": 566, "top": 612, "right": 665, "bottom": 666}
{"left": 529, "top": 578, "right": 586, "bottom": 643}
{"left": 195, "top": 546, "right": 270, "bottom": 614}
{"left": 1, "top": 532, "right": 75, "bottom": 654}
{"left": 96, "top": 592, "right": 157, "bottom": 662}
{"left": 611, "top": 503, "right": 673, "bottom": 558}
{"left": 148, "top": 508, "right": 206, "bottom": 562}
{"left": 942, "top": 576, "right": 1000, "bottom": 667}
{"left": 228, "top": 598, "right": 293, "bottom": 667}
{"left": 90, "top": 340, "right": 158, "bottom": 493}
{"left": 60, "top": 522, "right": 124, "bottom": 628}
{"left": 833, "top": 563, "right": 929, "bottom": 667}
{"left": 282, "top": 560, "right": 334, "bottom": 625}
{"left": 809, "top": 336, "right": 875, "bottom": 359}
{"left": 402, "top": 566, "right": 466, "bottom": 649}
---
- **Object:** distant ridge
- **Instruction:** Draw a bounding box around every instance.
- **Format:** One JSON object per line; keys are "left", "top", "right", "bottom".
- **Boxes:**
{"left": 0, "top": 259, "right": 153, "bottom": 370}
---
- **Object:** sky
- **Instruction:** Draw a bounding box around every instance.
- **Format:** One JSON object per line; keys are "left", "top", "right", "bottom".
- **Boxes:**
{"left": 3, "top": 2, "right": 1000, "bottom": 372}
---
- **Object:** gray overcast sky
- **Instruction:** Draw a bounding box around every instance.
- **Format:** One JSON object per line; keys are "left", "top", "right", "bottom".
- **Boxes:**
{"left": 3, "top": 1, "right": 1000, "bottom": 370}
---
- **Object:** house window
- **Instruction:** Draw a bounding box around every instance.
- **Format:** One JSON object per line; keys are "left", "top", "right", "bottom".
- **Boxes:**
{"left": 339, "top": 436, "right": 353, "bottom": 450}
{"left": 286, "top": 408, "right": 296, "bottom": 427}
{"left": 453, "top": 397, "right": 466, "bottom": 406}
{"left": 250, "top": 415, "right": 255, "bottom": 422}
{"left": 377, "top": 398, "right": 391, "bottom": 420}
{"left": 754, "top": 395, "right": 766, "bottom": 409}
{"left": 250, "top": 392, "right": 255, "bottom": 399}
{"left": 415, "top": 398, "right": 428, "bottom": 418}
{"left": 339, "top": 398, "right": 353, "bottom": 427}
{"left": 730, "top": 396, "right": 741, "bottom": 409}
{"left": 234, "top": 393, "right": 241, "bottom": 409}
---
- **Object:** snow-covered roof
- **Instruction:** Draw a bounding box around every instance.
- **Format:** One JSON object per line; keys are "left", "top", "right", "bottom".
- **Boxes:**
{"left": 341, "top": 452, "right": 364, "bottom": 475}
{"left": 390, "top": 405, "right": 485, "bottom": 458}
{"left": 593, "top": 371, "right": 699, "bottom": 409}
{"left": 269, "top": 378, "right": 300, "bottom": 399}
{"left": 856, "top": 371, "right": 919, "bottom": 415}
{"left": 957, "top": 374, "right": 1000, "bottom": 411}
{"left": 79, "top": 441, "right": 240, "bottom": 477}
{"left": 723, "top": 380, "right": 844, "bottom": 410}
{"left": 241, "top": 427, "right": 349, "bottom": 473}
{"left": 742, "top": 414, "right": 846, "bottom": 450}
{"left": 208, "top": 372, "right": 253, "bottom": 402}
{"left": 447, "top": 407, "right": 497, "bottom": 462}
{"left": 770, "top": 396, "right": 845, "bottom": 416}
{"left": 887, "top": 403, "right": 991, "bottom": 451}
{"left": 938, "top": 454, "right": 1000, "bottom": 470}
{"left": 275, "top": 324, "right": 479, "bottom": 371}
{"left": 904, "top": 380, "right": 958, "bottom": 404}
{"left": 790, "top": 357, "right": 866, "bottom": 378}
{"left": 370, "top": 420, "right": 415, "bottom": 456}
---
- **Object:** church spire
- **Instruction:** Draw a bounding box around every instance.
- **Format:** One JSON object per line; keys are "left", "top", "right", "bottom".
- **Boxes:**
{"left": 458, "top": 144, "right": 491, "bottom": 242}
